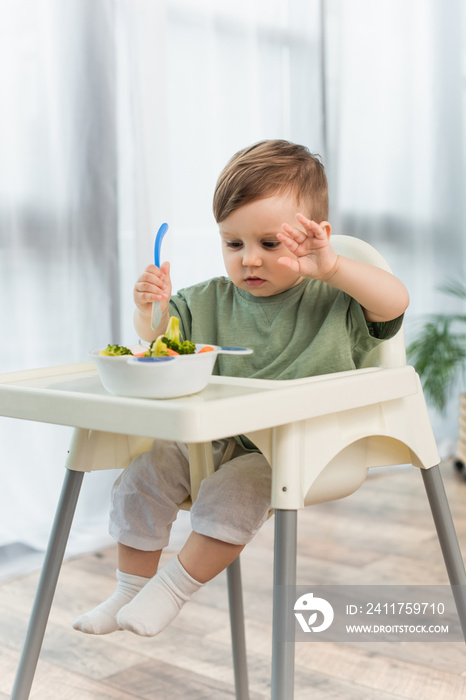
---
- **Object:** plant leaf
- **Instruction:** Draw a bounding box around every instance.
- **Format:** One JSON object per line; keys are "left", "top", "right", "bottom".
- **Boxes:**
{"left": 407, "top": 319, "right": 466, "bottom": 412}
{"left": 437, "top": 279, "right": 466, "bottom": 301}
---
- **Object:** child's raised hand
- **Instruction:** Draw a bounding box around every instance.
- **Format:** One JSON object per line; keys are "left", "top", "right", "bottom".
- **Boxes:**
{"left": 277, "top": 214, "right": 338, "bottom": 281}
{"left": 133, "top": 261, "right": 172, "bottom": 317}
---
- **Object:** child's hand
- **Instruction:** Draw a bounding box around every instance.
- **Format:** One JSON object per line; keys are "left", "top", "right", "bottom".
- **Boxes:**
{"left": 133, "top": 261, "right": 172, "bottom": 317}
{"left": 277, "top": 214, "right": 339, "bottom": 281}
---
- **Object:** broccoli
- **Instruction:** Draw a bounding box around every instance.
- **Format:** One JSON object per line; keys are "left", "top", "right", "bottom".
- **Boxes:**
{"left": 147, "top": 316, "right": 195, "bottom": 355}
{"left": 162, "top": 316, "right": 196, "bottom": 354}
{"left": 145, "top": 337, "right": 170, "bottom": 357}
{"left": 100, "top": 344, "right": 133, "bottom": 356}
{"left": 145, "top": 317, "right": 196, "bottom": 357}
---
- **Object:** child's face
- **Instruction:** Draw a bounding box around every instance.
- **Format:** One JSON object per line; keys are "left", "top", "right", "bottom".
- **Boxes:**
{"left": 219, "top": 192, "right": 305, "bottom": 297}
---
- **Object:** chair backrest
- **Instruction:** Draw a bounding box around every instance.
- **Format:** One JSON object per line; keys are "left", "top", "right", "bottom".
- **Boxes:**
{"left": 331, "top": 235, "right": 406, "bottom": 369}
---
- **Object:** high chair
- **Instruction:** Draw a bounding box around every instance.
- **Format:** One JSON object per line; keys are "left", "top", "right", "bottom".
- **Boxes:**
{"left": 8, "top": 236, "right": 466, "bottom": 700}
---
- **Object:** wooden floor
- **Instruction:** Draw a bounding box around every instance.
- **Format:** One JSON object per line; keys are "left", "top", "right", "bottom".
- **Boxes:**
{"left": 2, "top": 461, "right": 466, "bottom": 699}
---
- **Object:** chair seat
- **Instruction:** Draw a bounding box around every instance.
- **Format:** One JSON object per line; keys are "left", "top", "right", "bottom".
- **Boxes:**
{"left": 242, "top": 365, "right": 439, "bottom": 509}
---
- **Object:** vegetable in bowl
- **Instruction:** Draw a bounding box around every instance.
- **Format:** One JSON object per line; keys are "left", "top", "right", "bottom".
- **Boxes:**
{"left": 91, "top": 305, "right": 252, "bottom": 398}
{"left": 100, "top": 344, "right": 133, "bottom": 356}
{"left": 91, "top": 338, "right": 253, "bottom": 398}
{"left": 98, "top": 317, "right": 197, "bottom": 359}
{"left": 146, "top": 317, "right": 196, "bottom": 357}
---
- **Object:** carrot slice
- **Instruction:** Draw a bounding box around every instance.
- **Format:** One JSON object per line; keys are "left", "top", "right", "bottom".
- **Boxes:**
{"left": 166, "top": 348, "right": 180, "bottom": 356}
{"left": 198, "top": 345, "right": 215, "bottom": 353}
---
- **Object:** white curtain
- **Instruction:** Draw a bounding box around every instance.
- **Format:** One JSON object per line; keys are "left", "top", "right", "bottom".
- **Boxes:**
{"left": 0, "top": 0, "right": 122, "bottom": 575}
{"left": 0, "top": 0, "right": 464, "bottom": 577}
{"left": 325, "top": 0, "right": 465, "bottom": 450}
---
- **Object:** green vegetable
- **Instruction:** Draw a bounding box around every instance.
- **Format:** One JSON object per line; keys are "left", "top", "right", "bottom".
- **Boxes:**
{"left": 146, "top": 337, "right": 170, "bottom": 357}
{"left": 100, "top": 344, "right": 133, "bottom": 356}
{"left": 147, "top": 317, "right": 196, "bottom": 356}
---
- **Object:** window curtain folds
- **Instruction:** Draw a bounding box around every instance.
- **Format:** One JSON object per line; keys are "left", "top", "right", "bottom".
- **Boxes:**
{"left": 0, "top": 0, "right": 120, "bottom": 568}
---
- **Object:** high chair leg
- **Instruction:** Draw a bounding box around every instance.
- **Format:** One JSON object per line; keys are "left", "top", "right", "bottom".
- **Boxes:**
{"left": 227, "top": 556, "right": 249, "bottom": 699}
{"left": 11, "top": 468, "right": 84, "bottom": 700}
{"left": 421, "top": 465, "right": 466, "bottom": 642}
{"left": 271, "top": 508, "right": 297, "bottom": 700}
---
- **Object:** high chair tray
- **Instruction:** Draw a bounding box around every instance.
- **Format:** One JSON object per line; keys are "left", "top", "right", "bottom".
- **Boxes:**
{"left": 0, "top": 362, "right": 418, "bottom": 443}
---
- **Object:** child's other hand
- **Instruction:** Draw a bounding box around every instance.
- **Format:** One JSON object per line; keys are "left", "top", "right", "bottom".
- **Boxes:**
{"left": 277, "top": 214, "right": 339, "bottom": 281}
{"left": 133, "top": 261, "right": 172, "bottom": 317}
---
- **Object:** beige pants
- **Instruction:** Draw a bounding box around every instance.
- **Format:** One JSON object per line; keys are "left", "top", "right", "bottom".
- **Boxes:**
{"left": 109, "top": 438, "right": 272, "bottom": 550}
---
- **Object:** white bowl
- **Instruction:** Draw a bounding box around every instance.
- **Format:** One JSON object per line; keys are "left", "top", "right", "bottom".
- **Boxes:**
{"left": 90, "top": 344, "right": 252, "bottom": 399}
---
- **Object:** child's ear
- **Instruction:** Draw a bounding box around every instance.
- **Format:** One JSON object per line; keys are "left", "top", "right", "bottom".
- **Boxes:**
{"left": 319, "top": 221, "right": 332, "bottom": 239}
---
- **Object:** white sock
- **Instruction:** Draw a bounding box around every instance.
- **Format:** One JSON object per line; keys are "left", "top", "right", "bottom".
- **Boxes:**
{"left": 116, "top": 555, "right": 203, "bottom": 637}
{"left": 72, "top": 569, "right": 149, "bottom": 635}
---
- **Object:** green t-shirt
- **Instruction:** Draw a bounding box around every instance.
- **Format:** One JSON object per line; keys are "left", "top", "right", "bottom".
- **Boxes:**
{"left": 169, "top": 276, "right": 403, "bottom": 380}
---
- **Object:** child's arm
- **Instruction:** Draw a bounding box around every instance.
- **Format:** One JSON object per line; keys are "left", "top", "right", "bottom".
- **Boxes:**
{"left": 133, "top": 261, "right": 172, "bottom": 341}
{"left": 277, "top": 214, "right": 409, "bottom": 323}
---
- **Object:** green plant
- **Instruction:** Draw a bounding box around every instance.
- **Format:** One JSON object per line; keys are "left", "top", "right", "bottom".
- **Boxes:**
{"left": 407, "top": 281, "right": 466, "bottom": 412}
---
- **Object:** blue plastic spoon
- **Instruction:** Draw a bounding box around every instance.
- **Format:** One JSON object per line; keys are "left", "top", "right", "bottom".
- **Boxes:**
{"left": 151, "top": 222, "right": 169, "bottom": 330}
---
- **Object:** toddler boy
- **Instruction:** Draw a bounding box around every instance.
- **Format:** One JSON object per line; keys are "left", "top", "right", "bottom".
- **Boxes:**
{"left": 73, "top": 140, "right": 409, "bottom": 637}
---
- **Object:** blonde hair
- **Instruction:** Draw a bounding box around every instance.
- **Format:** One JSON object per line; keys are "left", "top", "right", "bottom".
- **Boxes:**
{"left": 213, "top": 140, "right": 328, "bottom": 223}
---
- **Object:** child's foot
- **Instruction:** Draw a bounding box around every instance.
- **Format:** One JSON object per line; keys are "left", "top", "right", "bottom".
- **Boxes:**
{"left": 116, "top": 556, "right": 203, "bottom": 637}
{"left": 72, "top": 569, "right": 149, "bottom": 634}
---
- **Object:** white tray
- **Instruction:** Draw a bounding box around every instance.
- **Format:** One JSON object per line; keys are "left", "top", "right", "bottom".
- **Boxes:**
{"left": 0, "top": 362, "right": 418, "bottom": 443}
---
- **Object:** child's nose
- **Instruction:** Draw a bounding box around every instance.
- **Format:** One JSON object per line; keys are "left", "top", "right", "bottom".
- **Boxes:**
{"left": 242, "top": 246, "right": 262, "bottom": 267}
